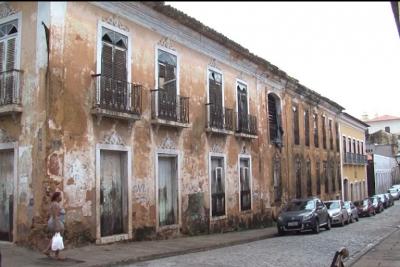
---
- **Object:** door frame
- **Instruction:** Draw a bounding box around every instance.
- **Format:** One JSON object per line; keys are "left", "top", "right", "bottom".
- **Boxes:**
{"left": 0, "top": 142, "right": 18, "bottom": 243}
{"left": 95, "top": 143, "right": 132, "bottom": 244}
{"left": 155, "top": 148, "right": 181, "bottom": 232}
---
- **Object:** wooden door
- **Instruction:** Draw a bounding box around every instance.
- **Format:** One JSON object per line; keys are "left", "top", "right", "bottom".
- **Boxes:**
{"left": 0, "top": 149, "right": 14, "bottom": 241}
{"left": 100, "top": 150, "right": 127, "bottom": 237}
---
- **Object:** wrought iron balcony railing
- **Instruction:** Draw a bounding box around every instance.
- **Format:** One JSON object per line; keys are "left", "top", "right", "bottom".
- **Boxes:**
{"left": 344, "top": 152, "right": 367, "bottom": 165}
{"left": 0, "top": 69, "right": 22, "bottom": 106}
{"left": 151, "top": 89, "right": 189, "bottom": 124}
{"left": 236, "top": 112, "right": 257, "bottom": 136}
{"left": 205, "top": 103, "right": 234, "bottom": 132}
{"left": 92, "top": 74, "right": 142, "bottom": 115}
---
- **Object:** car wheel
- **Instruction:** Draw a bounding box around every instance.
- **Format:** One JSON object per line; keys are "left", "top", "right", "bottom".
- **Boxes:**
{"left": 325, "top": 217, "right": 331, "bottom": 230}
{"left": 313, "top": 219, "right": 320, "bottom": 234}
{"left": 277, "top": 226, "right": 285, "bottom": 236}
{"left": 350, "top": 215, "right": 354, "bottom": 223}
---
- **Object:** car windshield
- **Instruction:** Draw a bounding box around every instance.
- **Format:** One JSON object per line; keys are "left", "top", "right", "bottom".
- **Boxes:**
{"left": 389, "top": 189, "right": 397, "bottom": 193}
{"left": 325, "top": 201, "right": 340, "bottom": 209}
{"left": 344, "top": 202, "right": 350, "bottom": 209}
{"left": 363, "top": 199, "right": 369, "bottom": 205}
{"left": 285, "top": 200, "right": 315, "bottom": 211}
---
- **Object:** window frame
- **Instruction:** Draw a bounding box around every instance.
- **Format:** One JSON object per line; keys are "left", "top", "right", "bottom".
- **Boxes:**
{"left": 238, "top": 154, "right": 252, "bottom": 212}
{"left": 209, "top": 152, "right": 227, "bottom": 220}
{"left": 96, "top": 20, "right": 131, "bottom": 83}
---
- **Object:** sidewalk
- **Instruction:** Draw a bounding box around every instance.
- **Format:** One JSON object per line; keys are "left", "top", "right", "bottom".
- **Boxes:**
{"left": 0, "top": 227, "right": 277, "bottom": 267}
{"left": 350, "top": 227, "right": 400, "bottom": 267}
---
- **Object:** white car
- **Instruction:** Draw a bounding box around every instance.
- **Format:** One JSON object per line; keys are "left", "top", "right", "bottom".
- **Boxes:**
{"left": 324, "top": 200, "right": 350, "bottom": 226}
{"left": 388, "top": 188, "right": 400, "bottom": 200}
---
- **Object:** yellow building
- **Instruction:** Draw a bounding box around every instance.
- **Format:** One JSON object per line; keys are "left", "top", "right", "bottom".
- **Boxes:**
{"left": 339, "top": 113, "right": 369, "bottom": 201}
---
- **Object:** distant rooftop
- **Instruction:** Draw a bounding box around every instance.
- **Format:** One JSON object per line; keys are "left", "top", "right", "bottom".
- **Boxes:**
{"left": 366, "top": 115, "right": 400, "bottom": 123}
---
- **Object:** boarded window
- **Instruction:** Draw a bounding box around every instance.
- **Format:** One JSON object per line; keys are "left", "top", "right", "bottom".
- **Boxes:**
{"left": 273, "top": 158, "right": 282, "bottom": 203}
{"left": 295, "top": 157, "right": 302, "bottom": 198}
{"left": 240, "top": 158, "right": 251, "bottom": 211}
{"left": 211, "top": 157, "right": 225, "bottom": 217}
{"left": 322, "top": 116, "right": 327, "bottom": 149}
{"left": 306, "top": 160, "right": 312, "bottom": 196}
{"left": 329, "top": 120, "right": 333, "bottom": 150}
{"left": 0, "top": 19, "right": 18, "bottom": 104}
{"left": 313, "top": 114, "right": 319, "bottom": 148}
{"left": 158, "top": 156, "right": 178, "bottom": 226}
{"left": 323, "top": 161, "right": 328, "bottom": 194}
{"left": 268, "top": 94, "right": 283, "bottom": 145}
{"left": 335, "top": 122, "right": 340, "bottom": 152}
{"left": 316, "top": 161, "right": 321, "bottom": 195}
{"left": 304, "top": 109, "right": 310, "bottom": 147}
{"left": 293, "top": 106, "right": 299, "bottom": 145}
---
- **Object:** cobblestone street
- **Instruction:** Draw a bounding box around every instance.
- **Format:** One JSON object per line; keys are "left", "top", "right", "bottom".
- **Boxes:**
{"left": 122, "top": 202, "right": 400, "bottom": 267}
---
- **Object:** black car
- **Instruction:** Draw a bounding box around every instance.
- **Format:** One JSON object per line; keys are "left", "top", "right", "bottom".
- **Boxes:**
{"left": 277, "top": 197, "right": 331, "bottom": 235}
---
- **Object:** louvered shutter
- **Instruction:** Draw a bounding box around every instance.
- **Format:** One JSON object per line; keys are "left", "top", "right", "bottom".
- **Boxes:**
{"left": 113, "top": 48, "right": 126, "bottom": 82}
{"left": 101, "top": 43, "right": 113, "bottom": 78}
{"left": 5, "top": 38, "right": 15, "bottom": 103}
{"left": 0, "top": 41, "right": 4, "bottom": 102}
{"left": 164, "top": 64, "right": 176, "bottom": 95}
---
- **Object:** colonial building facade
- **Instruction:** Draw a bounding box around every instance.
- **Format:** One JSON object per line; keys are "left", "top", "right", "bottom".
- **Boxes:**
{"left": 339, "top": 113, "right": 369, "bottom": 202}
{"left": 0, "top": 2, "right": 345, "bottom": 248}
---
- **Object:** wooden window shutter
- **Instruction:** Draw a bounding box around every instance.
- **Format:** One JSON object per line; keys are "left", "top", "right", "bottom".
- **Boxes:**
{"left": 113, "top": 48, "right": 127, "bottom": 82}
{"left": 6, "top": 37, "right": 15, "bottom": 71}
{"left": 0, "top": 41, "right": 4, "bottom": 72}
{"left": 101, "top": 43, "right": 113, "bottom": 78}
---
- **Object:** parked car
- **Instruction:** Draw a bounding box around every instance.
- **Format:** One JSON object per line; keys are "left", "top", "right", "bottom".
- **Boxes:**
{"left": 390, "top": 184, "right": 400, "bottom": 189}
{"left": 374, "top": 194, "right": 389, "bottom": 209}
{"left": 277, "top": 197, "right": 331, "bottom": 235}
{"left": 344, "top": 201, "right": 359, "bottom": 223}
{"left": 370, "top": 196, "right": 384, "bottom": 213}
{"left": 356, "top": 198, "right": 376, "bottom": 217}
{"left": 388, "top": 188, "right": 400, "bottom": 200}
{"left": 324, "top": 200, "right": 349, "bottom": 226}
{"left": 385, "top": 193, "right": 394, "bottom": 206}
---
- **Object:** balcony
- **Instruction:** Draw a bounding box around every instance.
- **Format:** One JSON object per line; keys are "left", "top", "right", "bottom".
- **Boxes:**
{"left": 205, "top": 103, "right": 234, "bottom": 135}
{"left": 91, "top": 74, "right": 142, "bottom": 124}
{"left": 344, "top": 152, "right": 367, "bottom": 165}
{"left": 235, "top": 113, "right": 258, "bottom": 139}
{"left": 0, "top": 69, "right": 23, "bottom": 119}
{"left": 151, "top": 89, "right": 190, "bottom": 128}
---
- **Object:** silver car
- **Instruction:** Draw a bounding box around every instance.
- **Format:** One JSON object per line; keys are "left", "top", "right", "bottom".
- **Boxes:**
{"left": 324, "top": 200, "right": 349, "bottom": 226}
{"left": 388, "top": 188, "right": 400, "bottom": 200}
{"left": 344, "top": 201, "right": 359, "bottom": 223}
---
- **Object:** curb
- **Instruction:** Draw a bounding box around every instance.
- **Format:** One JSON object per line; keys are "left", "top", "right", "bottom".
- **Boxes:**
{"left": 343, "top": 226, "right": 400, "bottom": 267}
{"left": 93, "top": 231, "right": 277, "bottom": 267}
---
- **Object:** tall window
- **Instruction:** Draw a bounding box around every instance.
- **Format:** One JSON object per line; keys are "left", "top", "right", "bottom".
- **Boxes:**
{"left": 237, "top": 81, "right": 249, "bottom": 131}
{"left": 239, "top": 158, "right": 251, "bottom": 211}
{"left": 361, "top": 142, "right": 364, "bottom": 155}
{"left": 273, "top": 157, "right": 282, "bottom": 203}
{"left": 329, "top": 119, "right": 333, "bottom": 150}
{"left": 352, "top": 139, "right": 356, "bottom": 154}
{"left": 158, "top": 156, "right": 178, "bottom": 226}
{"left": 323, "top": 161, "right": 328, "bottom": 194}
{"left": 101, "top": 27, "right": 127, "bottom": 81}
{"left": 304, "top": 109, "right": 310, "bottom": 147}
{"left": 0, "top": 19, "right": 19, "bottom": 105}
{"left": 335, "top": 122, "right": 340, "bottom": 152}
{"left": 293, "top": 106, "right": 300, "bottom": 145}
{"left": 295, "top": 157, "right": 302, "bottom": 198}
{"left": 348, "top": 137, "right": 352, "bottom": 153}
{"left": 268, "top": 94, "right": 283, "bottom": 145}
{"left": 357, "top": 141, "right": 360, "bottom": 154}
{"left": 331, "top": 163, "right": 336, "bottom": 192}
{"left": 208, "top": 69, "right": 223, "bottom": 128}
{"left": 342, "top": 136, "right": 347, "bottom": 153}
{"left": 316, "top": 161, "right": 321, "bottom": 195}
{"left": 306, "top": 159, "right": 312, "bottom": 196}
{"left": 313, "top": 114, "right": 319, "bottom": 147}
{"left": 322, "top": 116, "right": 327, "bottom": 149}
{"left": 337, "top": 165, "right": 341, "bottom": 191}
{"left": 211, "top": 157, "right": 225, "bottom": 217}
